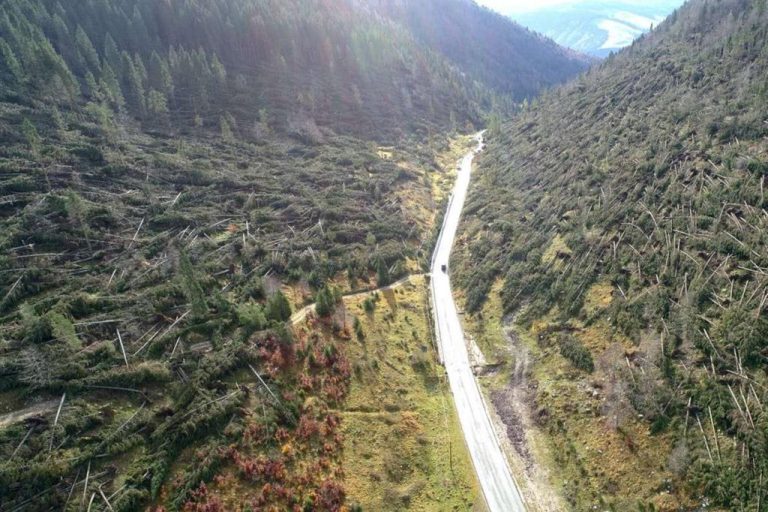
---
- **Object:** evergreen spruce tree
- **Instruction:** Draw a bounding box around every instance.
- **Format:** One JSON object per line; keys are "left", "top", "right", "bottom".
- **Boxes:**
{"left": 75, "top": 26, "right": 100, "bottom": 73}
{"left": 376, "top": 259, "right": 391, "bottom": 287}
{"left": 21, "top": 118, "right": 40, "bottom": 155}
{"left": 220, "top": 114, "right": 234, "bottom": 141}
{"left": 103, "top": 34, "right": 120, "bottom": 70}
{"left": 37, "top": 38, "right": 80, "bottom": 99}
{"left": 50, "top": 14, "right": 70, "bottom": 49}
{"left": 211, "top": 52, "right": 227, "bottom": 90}
{"left": 0, "top": 37, "right": 23, "bottom": 83}
{"left": 315, "top": 286, "right": 338, "bottom": 318}
{"left": 131, "top": 5, "right": 150, "bottom": 48}
{"left": 83, "top": 71, "right": 100, "bottom": 100}
{"left": 50, "top": 105, "right": 66, "bottom": 132}
{"left": 149, "top": 51, "right": 173, "bottom": 95}
{"left": 121, "top": 51, "right": 145, "bottom": 117}
{"left": 147, "top": 89, "right": 169, "bottom": 124}
{"left": 191, "top": 50, "right": 211, "bottom": 113}
{"left": 133, "top": 53, "right": 147, "bottom": 85}
{"left": 99, "top": 62, "right": 124, "bottom": 108}
{"left": 266, "top": 290, "right": 292, "bottom": 323}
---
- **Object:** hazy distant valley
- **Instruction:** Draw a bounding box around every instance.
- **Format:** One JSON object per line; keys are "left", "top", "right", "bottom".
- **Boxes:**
{"left": 510, "top": 0, "right": 685, "bottom": 56}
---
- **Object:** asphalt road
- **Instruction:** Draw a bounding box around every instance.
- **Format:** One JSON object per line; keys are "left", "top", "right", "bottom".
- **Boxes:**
{"left": 430, "top": 133, "right": 526, "bottom": 512}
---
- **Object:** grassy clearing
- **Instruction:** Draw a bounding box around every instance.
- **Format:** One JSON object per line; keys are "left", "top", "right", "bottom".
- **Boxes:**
{"left": 458, "top": 280, "right": 565, "bottom": 511}
{"left": 582, "top": 282, "right": 614, "bottom": 316}
{"left": 459, "top": 277, "right": 692, "bottom": 510}
{"left": 340, "top": 275, "right": 484, "bottom": 511}
{"left": 432, "top": 135, "right": 476, "bottom": 203}
{"left": 455, "top": 280, "right": 509, "bottom": 368}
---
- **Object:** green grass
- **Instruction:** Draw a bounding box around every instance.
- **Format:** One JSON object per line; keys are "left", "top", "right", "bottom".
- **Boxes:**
{"left": 525, "top": 313, "right": 687, "bottom": 510}
{"left": 340, "top": 276, "right": 484, "bottom": 511}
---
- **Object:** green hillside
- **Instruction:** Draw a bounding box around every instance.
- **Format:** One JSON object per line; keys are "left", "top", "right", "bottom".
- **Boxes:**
{"left": 0, "top": 0, "right": 498, "bottom": 142}
{"left": 456, "top": 0, "right": 768, "bottom": 508}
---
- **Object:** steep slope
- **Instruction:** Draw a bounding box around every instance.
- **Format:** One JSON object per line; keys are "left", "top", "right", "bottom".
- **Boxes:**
{"left": 456, "top": 0, "right": 768, "bottom": 509}
{"left": 0, "top": 1, "right": 483, "bottom": 510}
{"left": 0, "top": 0, "right": 499, "bottom": 142}
{"left": 368, "top": 0, "right": 592, "bottom": 99}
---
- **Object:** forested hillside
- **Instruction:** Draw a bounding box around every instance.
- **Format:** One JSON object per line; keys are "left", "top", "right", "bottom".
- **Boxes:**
{"left": 0, "top": 0, "right": 502, "bottom": 142}
{"left": 0, "top": 0, "right": 592, "bottom": 510}
{"left": 368, "top": 0, "right": 591, "bottom": 99}
{"left": 456, "top": 0, "right": 768, "bottom": 509}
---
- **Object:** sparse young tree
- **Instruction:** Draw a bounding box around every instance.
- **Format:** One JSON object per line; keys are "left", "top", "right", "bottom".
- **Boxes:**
{"left": 220, "top": 114, "right": 234, "bottom": 141}
{"left": 376, "top": 259, "right": 391, "bottom": 287}
{"left": 21, "top": 118, "right": 40, "bottom": 155}
{"left": 266, "top": 290, "right": 292, "bottom": 323}
{"left": 315, "top": 286, "right": 340, "bottom": 318}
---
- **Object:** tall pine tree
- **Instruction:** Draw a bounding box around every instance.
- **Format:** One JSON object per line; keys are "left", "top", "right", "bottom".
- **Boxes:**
{"left": 121, "top": 51, "right": 145, "bottom": 117}
{"left": 74, "top": 26, "right": 100, "bottom": 73}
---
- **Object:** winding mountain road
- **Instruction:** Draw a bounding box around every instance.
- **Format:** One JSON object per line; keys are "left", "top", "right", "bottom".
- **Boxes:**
{"left": 431, "top": 134, "right": 526, "bottom": 512}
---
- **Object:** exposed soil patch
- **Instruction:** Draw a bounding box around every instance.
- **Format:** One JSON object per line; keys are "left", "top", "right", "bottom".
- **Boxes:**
{"left": 490, "top": 325, "right": 534, "bottom": 467}
{"left": 491, "top": 390, "right": 532, "bottom": 467}
{"left": 0, "top": 399, "right": 59, "bottom": 429}
{"left": 483, "top": 314, "right": 565, "bottom": 511}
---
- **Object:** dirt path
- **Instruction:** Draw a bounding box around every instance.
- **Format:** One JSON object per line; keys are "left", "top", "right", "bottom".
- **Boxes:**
{"left": 289, "top": 273, "right": 423, "bottom": 325}
{"left": 0, "top": 399, "right": 59, "bottom": 429}
{"left": 486, "top": 319, "right": 565, "bottom": 511}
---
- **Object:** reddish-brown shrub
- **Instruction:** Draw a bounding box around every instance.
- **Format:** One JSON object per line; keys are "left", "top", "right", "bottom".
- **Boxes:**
{"left": 313, "top": 479, "right": 345, "bottom": 511}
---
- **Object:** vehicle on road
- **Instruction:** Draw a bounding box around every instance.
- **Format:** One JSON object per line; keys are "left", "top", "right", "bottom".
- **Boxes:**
{"left": 441, "top": 264, "right": 447, "bottom": 272}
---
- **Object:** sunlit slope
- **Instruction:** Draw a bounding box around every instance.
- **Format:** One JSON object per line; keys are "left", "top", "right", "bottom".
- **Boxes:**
{"left": 0, "top": 0, "right": 494, "bottom": 141}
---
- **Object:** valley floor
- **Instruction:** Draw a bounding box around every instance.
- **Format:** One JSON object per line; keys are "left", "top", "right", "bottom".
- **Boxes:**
{"left": 431, "top": 136, "right": 526, "bottom": 511}
{"left": 338, "top": 275, "right": 484, "bottom": 510}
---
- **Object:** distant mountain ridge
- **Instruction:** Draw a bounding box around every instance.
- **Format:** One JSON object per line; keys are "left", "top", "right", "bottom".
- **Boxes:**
{"left": 512, "top": 0, "right": 685, "bottom": 57}
{"left": 366, "top": 0, "right": 592, "bottom": 99}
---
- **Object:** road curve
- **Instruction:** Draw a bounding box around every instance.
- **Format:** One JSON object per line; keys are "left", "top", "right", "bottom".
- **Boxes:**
{"left": 430, "top": 133, "right": 526, "bottom": 512}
